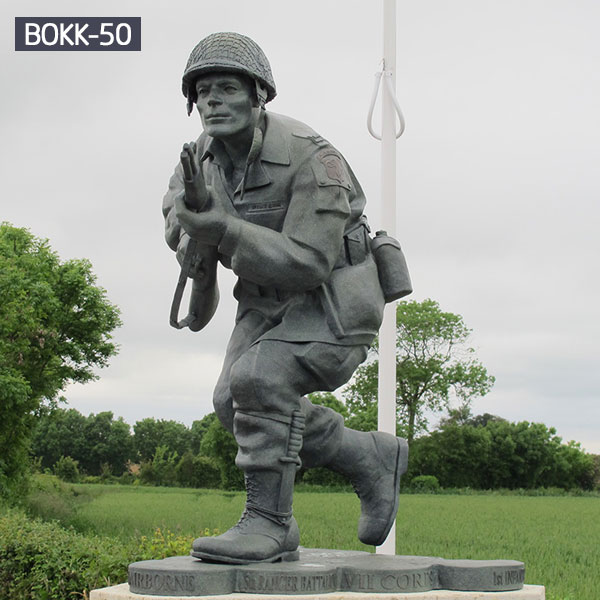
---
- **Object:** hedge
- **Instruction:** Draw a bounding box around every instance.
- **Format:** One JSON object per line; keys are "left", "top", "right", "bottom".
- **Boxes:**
{"left": 0, "top": 509, "right": 131, "bottom": 599}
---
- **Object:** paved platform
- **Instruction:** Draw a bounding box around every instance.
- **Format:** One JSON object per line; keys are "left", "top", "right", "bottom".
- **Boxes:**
{"left": 90, "top": 582, "right": 546, "bottom": 599}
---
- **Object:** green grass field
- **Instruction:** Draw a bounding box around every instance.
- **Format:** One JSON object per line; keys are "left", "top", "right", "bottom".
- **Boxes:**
{"left": 31, "top": 482, "right": 600, "bottom": 600}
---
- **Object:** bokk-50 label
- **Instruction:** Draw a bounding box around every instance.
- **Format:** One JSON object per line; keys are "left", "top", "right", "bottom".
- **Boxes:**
{"left": 15, "top": 17, "right": 141, "bottom": 51}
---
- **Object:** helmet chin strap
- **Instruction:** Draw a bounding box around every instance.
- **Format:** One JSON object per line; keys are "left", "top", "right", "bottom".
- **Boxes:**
{"left": 239, "top": 81, "right": 268, "bottom": 199}
{"left": 239, "top": 109, "right": 264, "bottom": 200}
{"left": 255, "top": 81, "right": 268, "bottom": 109}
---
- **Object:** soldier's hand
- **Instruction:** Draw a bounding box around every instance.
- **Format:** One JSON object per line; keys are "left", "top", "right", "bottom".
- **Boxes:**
{"left": 176, "top": 233, "right": 206, "bottom": 280}
{"left": 175, "top": 190, "right": 232, "bottom": 247}
{"left": 180, "top": 142, "right": 209, "bottom": 212}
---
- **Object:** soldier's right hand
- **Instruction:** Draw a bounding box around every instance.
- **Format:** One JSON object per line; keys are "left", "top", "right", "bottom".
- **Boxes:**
{"left": 176, "top": 233, "right": 206, "bottom": 280}
{"left": 180, "top": 142, "right": 209, "bottom": 212}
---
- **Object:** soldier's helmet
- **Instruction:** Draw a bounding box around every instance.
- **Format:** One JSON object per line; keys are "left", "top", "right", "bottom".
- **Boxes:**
{"left": 182, "top": 32, "right": 276, "bottom": 113}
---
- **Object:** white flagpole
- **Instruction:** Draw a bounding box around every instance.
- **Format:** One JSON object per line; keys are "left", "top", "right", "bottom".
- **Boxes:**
{"left": 376, "top": 0, "right": 398, "bottom": 556}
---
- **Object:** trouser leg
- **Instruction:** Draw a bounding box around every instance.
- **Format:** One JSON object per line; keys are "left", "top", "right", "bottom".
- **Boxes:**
{"left": 228, "top": 339, "right": 368, "bottom": 469}
{"left": 212, "top": 313, "right": 362, "bottom": 467}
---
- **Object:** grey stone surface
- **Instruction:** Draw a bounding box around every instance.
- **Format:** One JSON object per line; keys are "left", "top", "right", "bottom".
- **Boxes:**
{"left": 128, "top": 548, "right": 525, "bottom": 596}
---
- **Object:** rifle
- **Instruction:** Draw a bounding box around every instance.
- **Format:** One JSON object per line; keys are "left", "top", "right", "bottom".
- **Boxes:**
{"left": 169, "top": 142, "right": 219, "bottom": 330}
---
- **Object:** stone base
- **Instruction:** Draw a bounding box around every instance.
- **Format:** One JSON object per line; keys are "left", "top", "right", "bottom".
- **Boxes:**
{"left": 124, "top": 550, "right": 528, "bottom": 597}
{"left": 90, "top": 583, "right": 546, "bottom": 600}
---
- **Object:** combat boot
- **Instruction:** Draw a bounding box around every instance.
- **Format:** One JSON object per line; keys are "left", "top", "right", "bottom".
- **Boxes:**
{"left": 191, "top": 470, "right": 300, "bottom": 564}
{"left": 191, "top": 409, "right": 304, "bottom": 564}
{"left": 327, "top": 428, "right": 408, "bottom": 546}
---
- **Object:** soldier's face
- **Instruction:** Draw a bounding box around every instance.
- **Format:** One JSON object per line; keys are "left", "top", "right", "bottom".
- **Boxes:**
{"left": 195, "top": 73, "right": 256, "bottom": 141}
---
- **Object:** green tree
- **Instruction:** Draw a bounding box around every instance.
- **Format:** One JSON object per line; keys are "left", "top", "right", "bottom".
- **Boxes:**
{"left": 190, "top": 413, "right": 219, "bottom": 455}
{"left": 81, "top": 412, "right": 133, "bottom": 476}
{"left": 307, "top": 392, "right": 349, "bottom": 418}
{"left": 176, "top": 452, "right": 221, "bottom": 489}
{"left": 31, "top": 408, "right": 88, "bottom": 471}
{"left": 591, "top": 455, "right": 600, "bottom": 490}
{"left": 408, "top": 423, "right": 492, "bottom": 488}
{"left": 344, "top": 299, "right": 495, "bottom": 444}
{"left": 0, "top": 223, "right": 121, "bottom": 497}
{"left": 139, "top": 445, "right": 179, "bottom": 487}
{"left": 0, "top": 374, "right": 33, "bottom": 497}
{"left": 53, "top": 456, "right": 80, "bottom": 483}
{"left": 408, "top": 417, "right": 595, "bottom": 490}
{"left": 200, "top": 419, "right": 244, "bottom": 490}
{"left": 31, "top": 408, "right": 132, "bottom": 476}
{"left": 550, "top": 441, "right": 595, "bottom": 490}
{"left": 133, "top": 418, "right": 192, "bottom": 462}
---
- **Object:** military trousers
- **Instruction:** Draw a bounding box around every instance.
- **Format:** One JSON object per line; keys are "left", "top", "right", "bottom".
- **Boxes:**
{"left": 212, "top": 305, "right": 368, "bottom": 472}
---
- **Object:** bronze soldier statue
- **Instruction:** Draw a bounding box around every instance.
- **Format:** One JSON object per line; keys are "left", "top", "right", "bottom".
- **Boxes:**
{"left": 163, "top": 32, "right": 409, "bottom": 565}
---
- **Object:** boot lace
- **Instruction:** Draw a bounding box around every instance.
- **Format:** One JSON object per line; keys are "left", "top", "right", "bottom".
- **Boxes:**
{"left": 239, "top": 473, "right": 293, "bottom": 527}
{"left": 232, "top": 506, "right": 257, "bottom": 532}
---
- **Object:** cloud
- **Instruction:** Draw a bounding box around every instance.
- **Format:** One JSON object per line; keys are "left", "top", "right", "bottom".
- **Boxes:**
{"left": 2, "top": 0, "right": 599, "bottom": 454}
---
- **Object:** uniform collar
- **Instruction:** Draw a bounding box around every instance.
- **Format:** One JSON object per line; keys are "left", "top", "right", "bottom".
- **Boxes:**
{"left": 257, "top": 112, "right": 291, "bottom": 166}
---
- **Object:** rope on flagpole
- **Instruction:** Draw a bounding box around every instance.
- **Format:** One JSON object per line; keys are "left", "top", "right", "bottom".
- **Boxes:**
{"left": 367, "top": 63, "right": 406, "bottom": 140}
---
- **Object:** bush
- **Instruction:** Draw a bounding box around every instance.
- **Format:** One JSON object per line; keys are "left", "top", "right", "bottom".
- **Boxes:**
{"left": 80, "top": 475, "right": 102, "bottom": 484}
{"left": 118, "top": 471, "right": 137, "bottom": 485}
{"left": 139, "top": 446, "right": 179, "bottom": 487}
{"left": 0, "top": 505, "right": 225, "bottom": 600}
{"left": 137, "top": 526, "right": 219, "bottom": 560}
{"left": 0, "top": 509, "right": 132, "bottom": 599}
{"left": 53, "top": 456, "right": 80, "bottom": 483}
{"left": 409, "top": 475, "right": 441, "bottom": 493}
{"left": 407, "top": 420, "right": 596, "bottom": 491}
{"left": 176, "top": 453, "right": 221, "bottom": 489}
{"left": 194, "top": 455, "right": 221, "bottom": 489}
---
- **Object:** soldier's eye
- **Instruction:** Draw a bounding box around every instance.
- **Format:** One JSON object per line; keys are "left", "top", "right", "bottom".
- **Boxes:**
{"left": 197, "top": 88, "right": 209, "bottom": 97}
{"left": 224, "top": 85, "right": 238, "bottom": 94}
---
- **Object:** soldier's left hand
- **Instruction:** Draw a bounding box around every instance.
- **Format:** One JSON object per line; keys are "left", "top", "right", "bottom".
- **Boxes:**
{"left": 174, "top": 190, "right": 232, "bottom": 247}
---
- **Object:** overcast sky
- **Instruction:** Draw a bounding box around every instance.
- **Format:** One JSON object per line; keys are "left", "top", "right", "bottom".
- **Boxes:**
{"left": 2, "top": 0, "right": 599, "bottom": 453}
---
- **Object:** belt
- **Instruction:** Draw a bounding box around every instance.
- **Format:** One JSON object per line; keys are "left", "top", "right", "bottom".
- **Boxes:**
{"left": 239, "top": 280, "right": 286, "bottom": 300}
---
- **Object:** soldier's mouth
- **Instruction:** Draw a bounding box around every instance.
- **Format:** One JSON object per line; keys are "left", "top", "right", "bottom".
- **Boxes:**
{"left": 205, "top": 114, "right": 230, "bottom": 121}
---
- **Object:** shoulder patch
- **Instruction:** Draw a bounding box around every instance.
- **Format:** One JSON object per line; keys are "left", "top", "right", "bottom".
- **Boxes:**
{"left": 313, "top": 149, "right": 352, "bottom": 190}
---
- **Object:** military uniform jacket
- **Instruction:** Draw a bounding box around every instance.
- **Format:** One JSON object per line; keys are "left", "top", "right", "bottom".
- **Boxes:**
{"left": 163, "top": 112, "right": 384, "bottom": 346}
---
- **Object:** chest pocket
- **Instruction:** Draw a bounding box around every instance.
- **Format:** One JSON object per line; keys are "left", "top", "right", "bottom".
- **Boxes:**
{"left": 239, "top": 200, "right": 287, "bottom": 230}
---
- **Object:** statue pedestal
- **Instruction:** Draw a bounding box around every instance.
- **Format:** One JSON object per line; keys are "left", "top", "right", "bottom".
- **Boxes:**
{"left": 89, "top": 549, "right": 544, "bottom": 599}
{"left": 90, "top": 583, "right": 546, "bottom": 599}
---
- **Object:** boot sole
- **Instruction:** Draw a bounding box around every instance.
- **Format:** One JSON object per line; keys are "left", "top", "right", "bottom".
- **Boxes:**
{"left": 191, "top": 549, "right": 300, "bottom": 565}
{"left": 366, "top": 435, "right": 409, "bottom": 546}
